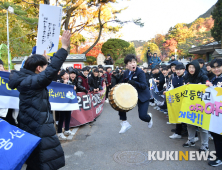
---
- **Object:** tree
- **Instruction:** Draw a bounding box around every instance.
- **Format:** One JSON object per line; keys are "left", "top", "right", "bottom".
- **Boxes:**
{"left": 114, "top": 58, "right": 124, "bottom": 67}
{"left": 122, "top": 42, "right": 136, "bottom": 57}
{"left": 0, "top": 1, "right": 38, "bottom": 69}
{"left": 101, "top": 38, "right": 130, "bottom": 61}
{"left": 84, "top": 56, "right": 96, "bottom": 65}
{"left": 78, "top": 43, "right": 103, "bottom": 57}
{"left": 141, "top": 42, "right": 160, "bottom": 62}
{"left": 211, "top": 0, "right": 222, "bottom": 48}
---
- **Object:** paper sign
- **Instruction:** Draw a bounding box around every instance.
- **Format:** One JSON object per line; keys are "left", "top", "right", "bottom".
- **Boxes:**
{"left": 36, "top": 4, "right": 62, "bottom": 54}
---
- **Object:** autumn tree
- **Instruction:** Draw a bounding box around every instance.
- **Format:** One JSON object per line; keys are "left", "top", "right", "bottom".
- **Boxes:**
{"left": 141, "top": 42, "right": 160, "bottom": 62}
{"left": 211, "top": 0, "right": 222, "bottom": 48}
{"left": 101, "top": 38, "right": 130, "bottom": 61}
{"left": 0, "top": 1, "right": 38, "bottom": 69}
{"left": 84, "top": 56, "right": 96, "bottom": 65}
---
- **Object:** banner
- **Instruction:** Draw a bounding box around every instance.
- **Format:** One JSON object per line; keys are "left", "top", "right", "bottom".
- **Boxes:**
{"left": 0, "top": 119, "right": 41, "bottom": 170}
{"left": 166, "top": 84, "right": 222, "bottom": 135}
{"left": 69, "top": 86, "right": 106, "bottom": 127}
{"left": 36, "top": 4, "right": 62, "bottom": 54}
{"left": 0, "top": 71, "right": 79, "bottom": 111}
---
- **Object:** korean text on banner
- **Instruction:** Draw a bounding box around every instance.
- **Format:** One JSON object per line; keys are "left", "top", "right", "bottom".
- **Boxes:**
{"left": 36, "top": 4, "right": 62, "bottom": 54}
{"left": 0, "top": 119, "right": 41, "bottom": 170}
{"left": 166, "top": 84, "right": 222, "bottom": 135}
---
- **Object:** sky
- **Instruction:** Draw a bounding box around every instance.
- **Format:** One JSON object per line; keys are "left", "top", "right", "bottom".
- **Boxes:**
{"left": 114, "top": 0, "right": 217, "bottom": 41}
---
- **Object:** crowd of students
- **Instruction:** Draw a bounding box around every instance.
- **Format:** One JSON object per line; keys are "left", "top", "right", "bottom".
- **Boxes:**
{"left": 140, "top": 56, "right": 222, "bottom": 167}
{"left": 0, "top": 33, "right": 222, "bottom": 168}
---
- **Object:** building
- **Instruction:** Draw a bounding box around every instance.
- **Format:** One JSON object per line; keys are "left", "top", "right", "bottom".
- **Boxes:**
{"left": 12, "top": 54, "right": 86, "bottom": 70}
{"left": 189, "top": 41, "right": 221, "bottom": 61}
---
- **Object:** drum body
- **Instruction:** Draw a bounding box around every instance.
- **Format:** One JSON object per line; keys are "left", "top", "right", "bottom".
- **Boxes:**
{"left": 108, "top": 83, "right": 138, "bottom": 112}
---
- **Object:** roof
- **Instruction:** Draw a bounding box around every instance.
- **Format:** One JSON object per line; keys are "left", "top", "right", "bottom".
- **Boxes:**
{"left": 189, "top": 41, "right": 221, "bottom": 54}
{"left": 12, "top": 54, "right": 86, "bottom": 64}
{"left": 212, "top": 49, "right": 222, "bottom": 58}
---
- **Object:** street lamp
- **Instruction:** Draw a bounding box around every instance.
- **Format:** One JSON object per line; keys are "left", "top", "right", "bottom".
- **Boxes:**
{"left": 7, "top": 6, "right": 14, "bottom": 71}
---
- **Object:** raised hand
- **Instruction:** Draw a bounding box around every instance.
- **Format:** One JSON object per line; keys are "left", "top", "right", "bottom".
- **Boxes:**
{"left": 61, "top": 30, "right": 71, "bottom": 51}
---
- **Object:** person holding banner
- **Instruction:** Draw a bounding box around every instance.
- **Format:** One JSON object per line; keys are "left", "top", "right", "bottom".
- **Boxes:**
{"left": 8, "top": 30, "right": 71, "bottom": 170}
{"left": 118, "top": 54, "right": 153, "bottom": 133}
{"left": 206, "top": 59, "right": 222, "bottom": 167}
{"left": 167, "top": 63, "right": 186, "bottom": 139}
{"left": 183, "top": 60, "right": 209, "bottom": 152}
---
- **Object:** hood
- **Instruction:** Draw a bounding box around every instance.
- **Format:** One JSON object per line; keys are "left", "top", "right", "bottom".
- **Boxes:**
{"left": 186, "top": 60, "right": 200, "bottom": 76}
{"left": 8, "top": 68, "right": 35, "bottom": 90}
{"left": 185, "top": 60, "right": 201, "bottom": 83}
{"left": 79, "top": 72, "right": 88, "bottom": 78}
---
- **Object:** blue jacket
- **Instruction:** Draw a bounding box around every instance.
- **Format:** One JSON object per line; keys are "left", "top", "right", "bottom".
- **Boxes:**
{"left": 150, "top": 56, "right": 161, "bottom": 68}
{"left": 122, "top": 67, "right": 150, "bottom": 102}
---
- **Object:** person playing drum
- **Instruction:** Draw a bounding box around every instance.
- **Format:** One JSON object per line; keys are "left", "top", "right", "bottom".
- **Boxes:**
{"left": 118, "top": 54, "right": 153, "bottom": 133}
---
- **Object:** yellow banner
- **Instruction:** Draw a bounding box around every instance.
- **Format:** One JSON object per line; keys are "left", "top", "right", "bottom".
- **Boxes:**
{"left": 166, "top": 84, "right": 222, "bottom": 135}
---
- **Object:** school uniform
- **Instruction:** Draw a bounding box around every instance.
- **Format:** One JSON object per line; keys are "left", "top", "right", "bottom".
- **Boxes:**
{"left": 119, "top": 67, "right": 151, "bottom": 122}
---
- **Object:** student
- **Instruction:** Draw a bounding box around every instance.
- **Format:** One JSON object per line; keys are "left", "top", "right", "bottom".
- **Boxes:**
{"left": 168, "top": 63, "right": 186, "bottom": 139}
{"left": 57, "top": 70, "right": 75, "bottom": 140}
{"left": 99, "top": 70, "right": 105, "bottom": 86}
{"left": 206, "top": 59, "right": 222, "bottom": 167}
{"left": 69, "top": 68, "right": 78, "bottom": 87}
{"left": 88, "top": 68, "right": 103, "bottom": 92}
{"left": 105, "top": 66, "right": 112, "bottom": 103}
{"left": 206, "top": 63, "right": 215, "bottom": 81}
{"left": 153, "top": 66, "right": 165, "bottom": 92}
{"left": 8, "top": 30, "right": 71, "bottom": 170}
{"left": 77, "top": 67, "right": 90, "bottom": 93}
{"left": 183, "top": 60, "right": 209, "bottom": 152}
{"left": 197, "top": 58, "right": 207, "bottom": 74}
{"left": 118, "top": 54, "right": 153, "bottom": 133}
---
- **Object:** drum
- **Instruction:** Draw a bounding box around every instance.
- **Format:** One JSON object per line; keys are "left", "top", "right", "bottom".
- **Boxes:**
{"left": 108, "top": 83, "right": 138, "bottom": 112}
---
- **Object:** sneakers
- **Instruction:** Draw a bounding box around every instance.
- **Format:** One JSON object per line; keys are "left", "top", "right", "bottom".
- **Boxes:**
{"left": 153, "top": 106, "right": 158, "bottom": 109}
{"left": 57, "top": 133, "right": 67, "bottom": 140}
{"left": 208, "top": 158, "right": 222, "bottom": 167}
{"left": 150, "top": 103, "right": 155, "bottom": 106}
{"left": 148, "top": 113, "right": 153, "bottom": 128}
{"left": 169, "top": 133, "right": 182, "bottom": 139}
{"left": 64, "top": 130, "right": 75, "bottom": 136}
{"left": 119, "top": 121, "right": 131, "bottom": 133}
{"left": 105, "top": 99, "right": 109, "bottom": 103}
{"left": 198, "top": 146, "right": 209, "bottom": 153}
{"left": 183, "top": 140, "right": 195, "bottom": 147}
{"left": 209, "top": 134, "right": 213, "bottom": 140}
{"left": 156, "top": 107, "right": 160, "bottom": 111}
{"left": 194, "top": 137, "right": 199, "bottom": 142}
{"left": 160, "top": 109, "right": 164, "bottom": 113}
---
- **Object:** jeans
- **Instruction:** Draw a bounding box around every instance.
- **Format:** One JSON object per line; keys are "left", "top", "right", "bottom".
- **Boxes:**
{"left": 106, "top": 85, "right": 111, "bottom": 99}
{"left": 57, "top": 111, "right": 71, "bottom": 133}
{"left": 187, "top": 124, "right": 208, "bottom": 148}
{"left": 119, "top": 100, "right": 151, "bottom": 122}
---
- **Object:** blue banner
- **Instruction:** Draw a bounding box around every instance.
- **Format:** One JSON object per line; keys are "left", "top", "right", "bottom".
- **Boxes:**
{"left": 0, "top": 71, "right": 79, "bottom": 111}
{"left": 0, "top": 118, "right": 41, "bottom": 170}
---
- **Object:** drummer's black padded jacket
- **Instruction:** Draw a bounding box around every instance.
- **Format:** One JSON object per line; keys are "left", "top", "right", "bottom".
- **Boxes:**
{"left": 8, "top": 48, "right": 67, "bottom": 170}
{"left": 122, "top": 67, "right": 150, "bottom": 102}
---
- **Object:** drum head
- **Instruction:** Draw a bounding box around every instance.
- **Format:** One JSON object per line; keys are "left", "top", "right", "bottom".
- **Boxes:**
{"left": 113, "top": 83, "right": 138, "bottom": 110}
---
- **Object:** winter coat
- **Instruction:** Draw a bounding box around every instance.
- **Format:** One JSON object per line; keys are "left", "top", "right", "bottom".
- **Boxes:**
{"left": 184, "top": 60, "right": 208, "bottom": 84}
{"left": 207, "top": 71, "right": 215, "bottom": 81}
{"left": 88, "top": 74, "right": 103, "bottom": 91}
{"left": 104, "top": 57, "right": 114, "bottom": 65}
{"left": 153, "top": 71, "right": 165, "bottom": 91}
{"left": 146, "top": 52, "right": 152, "bottom": 65}
{"left": 106, "top": 72, "right": 112, "bottom": 84}
{"left": 77, "top": 72, "right": 90, "bottom": 93}
{"left": 8, "top": 48, "right": 67, "bottom": 170}
{"left": 150, "top": 56, "right": 161, "bottom": 68}
{"left": 69, "top": 77, "right": 78, "bottom": 86}
{"left": 168, "top": 59, "right": 177, "bottom": 64}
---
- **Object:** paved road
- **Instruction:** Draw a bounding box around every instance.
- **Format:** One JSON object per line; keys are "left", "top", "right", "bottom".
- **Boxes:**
{"left": 59, "top": 103, "right": 220, "bottom": 170}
